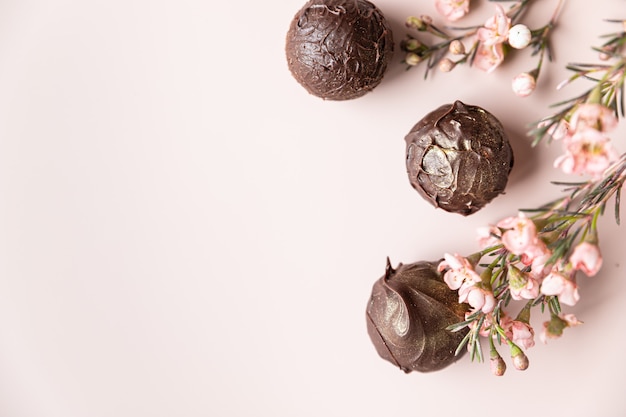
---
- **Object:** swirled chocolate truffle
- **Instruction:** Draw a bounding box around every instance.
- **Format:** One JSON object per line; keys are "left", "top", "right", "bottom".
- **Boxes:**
{"left": 285, "top": 0, "right": 394, "bottom": 100}
{"left": 366, "top": 259, "right": 469, "bottom": 373}
{"left": 405, "top": 101, "right": 514, "bottom": 215}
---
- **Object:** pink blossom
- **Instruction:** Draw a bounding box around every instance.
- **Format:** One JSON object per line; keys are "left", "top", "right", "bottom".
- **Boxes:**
{"left": 477, "top": 5, "right": 511, "bottom": 46}
{"left": 473, "top": 42, "right": 504, "bottom": 73}
{"left": 562, "top": 313, "right": 583, "bottom": 327}
{"left": 554, "top": 128, "right": 619, "bottom": 178}
{"left": 438, "top": 253, "right": 481, "bottom": 290}
{"left": 529, "top": 250, "right": 553, "bottom": 279}
{"left": 497, "top": 213, "right": 538, "bottom": 255}
{"left": 459, "top": 283, "right": 496, "bottom": 313}
{"left": 569, "top": 242, "right": 603, "bottom": 276}
{"left": 538, "top": 119, "right": 572, "bottom": 141}
{"left": 476, "top": 225, "right": 501, "bottom": 249}
{"left": 540, "top": 270, "right": 580, "bottom": 306}
{"left": 509, "top": 270, "right": 540, "bottom": 301}
{"left": 570, "top": 103, "right": 618, "bottom": 133}
{"left": 520, "top": 238, "right": 550, "bottom": 267}
{"left": 501, "top": 317, "right": 535, "bottom": 350}
{"left": 497, "top": 213, "right": 550, "bottom": 270}
{"left": 540, "top": 313, "right": 582, "bottom": 344}
{"left": 435, "top": 0, "right": 470, "bottom": 22}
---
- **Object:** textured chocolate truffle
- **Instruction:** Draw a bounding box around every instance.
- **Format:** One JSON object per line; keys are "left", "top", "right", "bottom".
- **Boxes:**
{"left": 405, "top": 101, "right": 514, "bottom": 215}
{"left": 366, "top": 259, "right": 469, "bottom": 373}
{"left": 285, "top": 0, "right": 394, "bottom": 100}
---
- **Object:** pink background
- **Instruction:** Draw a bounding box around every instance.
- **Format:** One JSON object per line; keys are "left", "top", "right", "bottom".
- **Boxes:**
{"left": 0, "top": 0, "right": 624, "bottom": 415}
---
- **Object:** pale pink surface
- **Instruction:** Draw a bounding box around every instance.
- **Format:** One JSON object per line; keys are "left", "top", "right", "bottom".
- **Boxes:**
{"left": 2, "top": 1, "right": 626, "bottom": 416}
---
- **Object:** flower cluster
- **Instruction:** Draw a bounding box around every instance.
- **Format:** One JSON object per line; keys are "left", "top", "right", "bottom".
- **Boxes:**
{"left": 552, "top": 104, "right": 620, "bottom": 178}
{"left": 438, "top": 20, "right": 626, "bottom": 375}
{"left": 402, "top": 0, "right": 563, "bottom": 96}
{"left": 442, "top": 167, "right": 623, "bottom": 375}
{"left": 532, "top": 19, "right": 626, "bottom": 176}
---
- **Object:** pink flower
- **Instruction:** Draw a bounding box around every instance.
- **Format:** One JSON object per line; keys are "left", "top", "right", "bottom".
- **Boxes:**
{"left": 477, "top": 5, "right": 511, "bottom": 46}
{"left": 509, "top": 268, "right": 540, "bottom": 301}
{"left": 561, "top": 313, "right": 583, "bottom": 327}
{"left": 554, "top": 129, "right": 619, "bottom": 178}
{"left": 501, "top": 317, "right": 535, "bottom": 350}
{"left": 540, "top": 313, "right": 582, "bottom": 344}
{"left": 473, "top": 42, "right": 504, "bottom": 73}
{"left": 438, "top": 253, "right": 481, "bottom": 290}
{"left": 520, "top": 238, "right": 550, "bottom": 267}
{"left": 569, "top": 242, "right": 603, "bottom": 276}
{"left": 512, "top": 72, "right": 536, "bottom": 97}
{"left": 529, "top": 250, "right": 553, "bottom": 279}
{"left": 459, "top": 283, "right": 496, "bottom": 313}
{"left": 497, "top": 213, "right": 538, "bottom": 255}
{"left": 570, "top": 103, "right": 618, "bottom": 133}
{"left": 538, "top": 119, "right": 572, "bottom": 141}
{"left": 540, "top": 270, "right": 580, "bottom": 306}
{"left": 476, "top": 225, "right": 501, "bottom": 249}
{"left": 435, "top": 0, "right": 470, "bottom": 22}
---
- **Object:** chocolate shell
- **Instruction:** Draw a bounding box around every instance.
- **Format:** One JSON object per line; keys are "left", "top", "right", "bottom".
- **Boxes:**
{"left": 405, "top": 101, "right": 514, "bottom": 215}
{"left": 285, "top": 0, "right": 394, "bottom": 100}
{"left": 366, "top": 259, "right": 469, "bottom": 373}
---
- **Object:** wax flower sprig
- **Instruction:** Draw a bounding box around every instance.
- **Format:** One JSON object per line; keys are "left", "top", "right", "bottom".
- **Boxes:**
{"left": 531, "top": 19, "right": 626, "bottom": 147}
{"left": 440, "top": 152, "right": 626, "bottom": 375}
{"left": 402, "top": 0, "right": 563, "bottom": 96}
{"left": 437, "top": 19, "right": 626, "bottom": 376}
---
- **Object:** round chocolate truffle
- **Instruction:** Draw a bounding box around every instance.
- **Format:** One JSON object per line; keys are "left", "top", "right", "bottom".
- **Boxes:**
{"left": 405, "top": 101, "right": 514, "bottom": 215}
{"left": 285, "top": 0, "right": 394, "bottom": 100}
{"left": 366, "top": 259, "right": 469, "bottom": 373}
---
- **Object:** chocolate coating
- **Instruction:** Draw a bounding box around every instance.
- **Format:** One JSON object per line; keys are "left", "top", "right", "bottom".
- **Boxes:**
{"left": 366, "top": 259, "right": 469, "bottom": 373}
{"left": 405, "top": 101, "right": 514, "bottom": 215}
{"left": 285, "top": 0, "right": 394, "bottom": 100}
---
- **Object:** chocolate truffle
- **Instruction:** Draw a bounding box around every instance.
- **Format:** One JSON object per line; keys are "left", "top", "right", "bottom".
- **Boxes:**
{"left": 405, "top": 101, "right": 514, "bottom": 215}
{"left": 366, "top": 259, "right": 469, "bottom": 373}
{"left": 285, "top": 0, "right": 394, "bottom": 100}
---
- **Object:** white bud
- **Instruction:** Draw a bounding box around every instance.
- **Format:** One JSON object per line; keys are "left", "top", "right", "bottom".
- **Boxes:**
{"left": 508, "top": 24, "right": 532, "bottom": 49}
{"left": 512, "top": 72, "right": 536, "bottom": 97}
{"left": 405, "top": 52, "right": 421, "bottom": 66}
{"left": 449, "top": 40, "right": 465, "bottom": 55}
{"left": 438, "top": 58, "right": 455, "bottom": 72}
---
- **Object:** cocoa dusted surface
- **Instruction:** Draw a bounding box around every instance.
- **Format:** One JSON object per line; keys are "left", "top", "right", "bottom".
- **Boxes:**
{"left": 405, "top": 101, "right": 514, "bottom": 215}
{"left": 285, "top": 0, "right": 394, "bottom": 100}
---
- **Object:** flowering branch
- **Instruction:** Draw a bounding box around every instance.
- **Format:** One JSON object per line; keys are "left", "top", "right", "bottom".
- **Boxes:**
{"left": 441, "top": 153, "right": 625, "bottom": 375}
{"left": 402, "top": 0, "right": 563, "bottom": 96}
{"left": 438, "top": 19, "right": 626, "bottom": 376}
{"left": 531, "top": 20, "right": 626, "bottom": 146}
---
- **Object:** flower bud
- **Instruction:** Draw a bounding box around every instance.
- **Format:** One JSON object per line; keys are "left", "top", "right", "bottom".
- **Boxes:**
{"left": 508, "top": 24, "right": 532, "bottom": 49}
{"left": 406, "top": 16, "right": 426, "bottom": 30}
{"left": 405, "top": 52, "right": 421, "bottom": 66}
{"left": 403, "top": 38, "right": 421, "bottom": 52}
{"left": 512, "top": 72, "right": 536, "bottom": 97}
{"left": 449, "top": 40, "right": 465, "bottom": 55}
{"left": 420, "top": 15, "right": 433, "bottom": 25}
{"left": 490, "top": 349, "right": 506, "bottom": 376}
{"left": 510, "top": 344, "right": 529, "bottom": 370}
{"left": 438, "top": 58, "right": 456, "bottom": 72}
